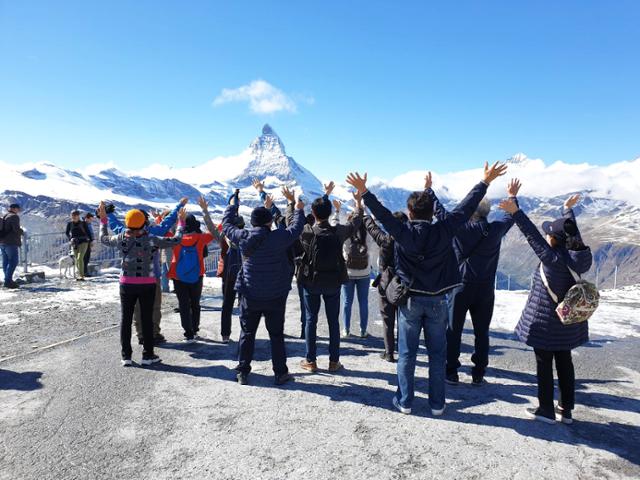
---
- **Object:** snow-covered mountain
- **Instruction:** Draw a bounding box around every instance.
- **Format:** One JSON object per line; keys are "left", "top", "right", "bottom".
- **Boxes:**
{"left": 1, "top": 125, "right": 639, "bottom": 287}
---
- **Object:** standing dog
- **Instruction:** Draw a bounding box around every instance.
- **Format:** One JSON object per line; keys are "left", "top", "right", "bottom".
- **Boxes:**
{"left": 59, "top": 252, "right": 75, "bottom": 278}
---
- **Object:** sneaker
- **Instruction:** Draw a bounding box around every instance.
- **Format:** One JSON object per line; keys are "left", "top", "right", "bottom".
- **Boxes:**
{"left": 471, "top": 374, "right": 486, "bottom": 386}
{"left": 5, "top": 281, "right": 19, "bottom": 289}
{"left": 275, "top": 372, "right": 294, "bottom": 385}
{"left": 556, "top": 406, "right": 573, "bottom": 425}
{"left": 526, "top": 407, "right": 556, "bottom": 424}
{"left": 184, "top": 337, "right": 197, "bottom": 344}
{"left": 431, "top": 405, "right": 446, "bottom": 416}
{"left": 141, "top": 355, "right": 161, "bottom": 366}
{"left": 445, "top": 373, "right": 460, "bottom": 385}
{"left": 221, "top": 336, "right": 230, "bottom": 344}
{"left": 392, "top": 396, "right": 411, "bottom": 415}
{"left": 360, "top": 330, "right": 369, "bottom": 338}
{"left": 328, "top": 361, "right": 343, "bottom": 372}
{"left": 341, "top": 329, "right": 350, "bottom": 339}
{"left": 237, "top": 372, "right": 249, "bottom": 385}
{"left": 380, "top": 352, "right": 396, "bottom": 363}
{"left": 299, "top": 359, "right": 318, "bottom": 373}
{"left": 154, "top": 335, "right": 167, "bottom": 344}
{"left": 121, "top": 358, "right": 133, "bottom": 367}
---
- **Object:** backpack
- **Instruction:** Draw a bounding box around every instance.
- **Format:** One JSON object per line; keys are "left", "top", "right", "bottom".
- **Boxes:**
{"left": 539, "top": 263, "right": 599, "bottom": 325}
{"left": 176, "top": 244, "right": 201, "bottom": 284}
{"left": 302, "top": 226, "right": 345, "bottom": 287}
{"left": 346, "top": 236, "right": 369, "bottom": 270}
{"left": 0, "top": 214, "right": 7, "bottom": 239}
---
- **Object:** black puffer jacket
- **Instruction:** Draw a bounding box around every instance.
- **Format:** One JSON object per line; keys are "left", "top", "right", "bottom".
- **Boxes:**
{"left": 512, "top": 208, "right": 592, "bottom": 351}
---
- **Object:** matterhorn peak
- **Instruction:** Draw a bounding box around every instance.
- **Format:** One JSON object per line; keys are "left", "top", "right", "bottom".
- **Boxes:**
{"left": 262, "top": 123, "right": 277, "bottom": 136}
{"left": 250, "top": 124, "right": 286, "bottom": 156}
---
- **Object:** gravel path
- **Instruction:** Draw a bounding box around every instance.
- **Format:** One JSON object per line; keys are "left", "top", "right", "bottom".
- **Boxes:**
{"left": 1, "top": 277, "right": 639, "bottom": 479}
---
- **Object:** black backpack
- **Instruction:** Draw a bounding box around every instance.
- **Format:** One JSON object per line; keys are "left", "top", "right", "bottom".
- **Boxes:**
{"left": 302, "top": 225, "right": 345, "bottom": 287}
{"left": 0, "top": 214, "right": 7, "bottom": 239}
{"left": 346, "top": 236, "right": 369, "bottom": 270}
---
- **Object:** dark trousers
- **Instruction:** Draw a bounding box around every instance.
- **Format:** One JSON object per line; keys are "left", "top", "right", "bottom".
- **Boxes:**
{"left": 236, "top": 294, "right": 289, "bottom": 375}
{"left": 84, "top": 244, "right": 91, "bottom": 274}
{"left": 534, "top": 348, "right": 575, "bottom": 413}
{"left": 446, "top": 283, "right": 495, "bottom": 377}
{"left": 379, "top": 293, "right": 397, "bottom": 355}
{"left": 297, "top": 281, "right": 305, "bottom": 334}
{"left": 221, "top": 271, "right": 238, "bottom": 337}
{"left": 120, "top": 283, "right": 156, "bottom": 359}
{"left": 303, "top": 285, "right": 341, "bottom": 363}
{"left": 173, "top": 277, "right": 203, "bottom": 339}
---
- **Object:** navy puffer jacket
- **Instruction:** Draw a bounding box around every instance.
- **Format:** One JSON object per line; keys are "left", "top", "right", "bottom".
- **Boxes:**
{"left": 512, "top": 208, "right": 592, "bottom": 351}
{"left": 223, "top": 204, "right": 306, "bottom": 301}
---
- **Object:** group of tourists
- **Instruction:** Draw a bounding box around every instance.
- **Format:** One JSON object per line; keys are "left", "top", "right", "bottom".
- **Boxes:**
{"left": 65, "top": 210, "right": 96, "bottom": 280}
{"left": 3, "top": 157, "right": 594, "bottom": 425}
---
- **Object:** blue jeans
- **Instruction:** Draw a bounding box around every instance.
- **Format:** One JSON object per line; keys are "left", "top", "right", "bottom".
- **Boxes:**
{"left": 1, "top": 245, "right": 20, "bottom": 284}
{"left": 303, "top": 285, "right": 341, "bottom": 363}
{"left": 161, "top": 262, "right": 170, "bottom": 293}
{"left": 396, "top": 294, "right": 448, "bottom": 411}
{"left": 341, "top": 277, "right": 370, "bottom": 333}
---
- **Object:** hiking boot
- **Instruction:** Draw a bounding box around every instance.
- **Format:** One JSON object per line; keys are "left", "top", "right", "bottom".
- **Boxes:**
{"left": 431, "top": 405, "right": 446, "bottom": 416}
{"left": 360, "top": 330, "right": 369, "bottom": 338}
{"left": 5, "top": 281, "right": 19, "bottom": 289}
{"left": 556, "top": 406, "right": 573, "bottom": 425}
{"left": 237, "top": 372, "right": 249, "bottom": 385}
{"left": 184, "top": 337, "right": 197, "bottom": 344}
{"left": 328, "top": 361, "right": 343, "bottom": 372}
{"left": 445, "top": 373, "right": 459, "bottom": 385}
{"left": 221, "top": 336, "right": 230, "bottom": 344}
{"left": 341, "top": 329, "right": 351, "bottom": 339}
{"left": 392, "top": 396, "right": 411, "bottom": 415}
{"left": 275, "top": 372, "right": 294, "bottom": 385}
{"left": 526, "top": 407, "right": 556, "bottom": 424}
{"left": 380, "top": 352, "right": 396, "bottom": 363}
{"left": 121, "top": 358, "right": 132, "bottom": 367}
{"left": 154, "top": 335, "right": 167, "bottom": 344}
{"left": 141, "top": 355, "right": 161, "bottom": 366}
{"left": 471, "top": 374, "right": 486, "bottom": 386}
{"left": 299, "top": 359, "right": 318, "bottom": 373}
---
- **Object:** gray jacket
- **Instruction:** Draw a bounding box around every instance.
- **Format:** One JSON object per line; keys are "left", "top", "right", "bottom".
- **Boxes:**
{"left": 0, "top": 212, "right": 23, "bottom": 247}
{"left": 101, "top": 220, "right": 184, "bottom": 282}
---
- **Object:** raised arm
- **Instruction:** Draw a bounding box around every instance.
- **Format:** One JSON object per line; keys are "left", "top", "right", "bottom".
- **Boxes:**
{"left": 197, "top": 196, "right": 222, "bottom": 242}
{"left": 363, "top": 215, "right": 392, "bottom": 249}
{"left": 222, "top": 203, "right": 249, "bottom": 245}
{"left": 281, "top": 186, "right": 296, "bottom": 226}
{"left": 330, "top": 199, "right": 342, "bottom": 226}
{"left": 152, "top": 197, "right": 188, "bottom": 236}
{"left": 336, "top": 192, "right": 363, "bottom": 239}
{"left": 561, "top": 194, "right": 584, "bottom": 243}
{"left": 281, "top": 199, "right": 307, "bottom": 245}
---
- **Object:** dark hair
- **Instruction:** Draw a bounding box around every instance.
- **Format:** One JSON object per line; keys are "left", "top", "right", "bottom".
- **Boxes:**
{"left": 393, "top": 211, "right": 408, "bottom": 223}
{"left": 71, "top": 210, "right": 81, "bottom": 216}
{"left": 566, "top": 236, "right": 587, "bottom": 251}
{"left": 305, "top": 214, "right": 316, "bottom": 226}
{"left": 406, "top": 192, "right": 433, "bottom": 221}
{"left": 311, "top": 197, "right": 332, "bottom": 220}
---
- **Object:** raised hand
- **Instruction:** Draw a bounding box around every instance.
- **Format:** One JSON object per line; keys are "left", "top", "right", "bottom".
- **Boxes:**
{"left": 179, "top": 197, "right": 189, "bottom": 206}
{"left": 252, "top": 178, "right": 265, "bottom": 192}
{"left": 483, "top": 161, "right": 508, "bottom": 184}
{"left": 230, "top": 189, "right": 240, "bottom": 206}
{"left": 98, "top": 201, "right": 107, "bottom": 219}
{"left": 197, "top": 195, "right": 209, "bottom": 212}
{"left": 345, "top": 172, "right": 368, "bottom": 194}
{"left": 178, "top": 207, "right": 188, "bottom": 222}
{"left": 353, "top": 191, "right": 363, "bottom": 208}
{"left": 332, "top": 199, "right": 342, "bottom": 212}
{"left": 295, "top": 197, "right": 305, "bottom": 210}
{"left": 564, "top": 194, "right": 581, "bottom": 210}
{"left": 424, "top": 171, "right": 433, "bottom": 190}
{"left": 324, "top": 181, "right": 335, "bottom": 196}
{"left": 281, "top": 186, "right": 295, "bottom": 203}
{"left": 507, "top": 178, "right": 522, "bottom": 197}
{"left": 264, "top": 194, "right": 274, "bottom": 210}
{"left": 498, "top": 198, "right": 519, "bottom": 215}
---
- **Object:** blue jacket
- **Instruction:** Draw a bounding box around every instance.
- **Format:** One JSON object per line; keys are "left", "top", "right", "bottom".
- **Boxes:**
{"left": 513, "top": 208, "right": 592, "bottom": 351}
{"left": 432, "top": 194, "right": 516, "bottom": 285}
{"left": 363, "top": 182, "right": 488, "bottom": 296}
{"left": 223, "top": 204, "right": 306, "bottom": 301}
{"left": 107, "top": 202, "right": 181, "bottom": 277}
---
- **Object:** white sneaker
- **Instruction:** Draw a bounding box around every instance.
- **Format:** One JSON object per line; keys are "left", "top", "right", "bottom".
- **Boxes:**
{"left": 121, "top": 359, "right": 132, "bottom": 367}
{"left": 431, "top": 405, "right": 446, "bottom": 416}
{"left": 392, "top": 396, "right": 412, "bottom": 415}
{"left": 341, "top": 329, "right": 350, "bottom": 339}
{"left": 141, "top": 355, "right": 161, "bottom": 365}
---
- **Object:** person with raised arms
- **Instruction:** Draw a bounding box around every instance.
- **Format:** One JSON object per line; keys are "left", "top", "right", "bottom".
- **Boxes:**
{"left": 346, "top": 162, "right": 507, "bottom": 416}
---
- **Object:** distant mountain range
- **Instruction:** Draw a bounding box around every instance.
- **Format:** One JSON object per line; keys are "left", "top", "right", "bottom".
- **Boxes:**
{"left": 1, "top": 124, "right": 638, "bottom": 288}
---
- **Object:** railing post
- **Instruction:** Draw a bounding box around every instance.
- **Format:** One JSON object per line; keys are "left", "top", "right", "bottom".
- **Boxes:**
{"left": 614, "top": 265, "right": 618, "bottom": 290}
{"left": 507, "top": 274, "right": 511, "bottom": 291}
{"left": 22, "top": 231, "right": 29, "bottom": 275}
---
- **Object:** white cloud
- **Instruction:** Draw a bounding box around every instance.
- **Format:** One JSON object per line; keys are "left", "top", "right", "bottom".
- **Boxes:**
{"left": 213, "top": 80, "right": 301, "bottom": 114}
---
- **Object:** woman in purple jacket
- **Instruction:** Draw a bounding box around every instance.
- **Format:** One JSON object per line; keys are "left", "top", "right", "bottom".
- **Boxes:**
{"left": 499, "top": 194, "right": 592, "bottom": 425}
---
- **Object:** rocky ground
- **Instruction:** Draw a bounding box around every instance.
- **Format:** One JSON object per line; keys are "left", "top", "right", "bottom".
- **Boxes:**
{"left": 1, "top": 275, "right": 639, "bottom": 479}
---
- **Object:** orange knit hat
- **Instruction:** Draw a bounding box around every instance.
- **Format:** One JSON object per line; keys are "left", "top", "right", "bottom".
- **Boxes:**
{"left": 125, "top": 209, "right": 146, "bottom": 229}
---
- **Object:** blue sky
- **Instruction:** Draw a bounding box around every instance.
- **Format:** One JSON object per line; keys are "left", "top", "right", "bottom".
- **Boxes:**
{"left": 0, "top": 0, "right": 638, "bottom": 180}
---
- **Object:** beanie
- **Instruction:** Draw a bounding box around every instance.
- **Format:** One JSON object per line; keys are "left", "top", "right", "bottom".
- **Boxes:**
{"left": 250, "top": 207, "right": 273, "bottom": 227}
{"left": 125, "top": 209, "right": 146, "bottom": 229}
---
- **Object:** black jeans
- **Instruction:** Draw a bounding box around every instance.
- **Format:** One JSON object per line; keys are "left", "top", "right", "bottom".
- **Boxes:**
{"left": 534, "top": 348, "right": 575, "bottom": 413}
{"left": 236, "top": 295, "right": 288, "bottom": 376}
{"left": 221, "top": 270, "right": 238, "bottom": 337}
{"left": 173, "top": 277, "right": 203, "bottom": 339}
{"left": 120, "top": 283, "right": 156, "bottom": 359}
{"left": 379, "top": 293, "right": 397, "bottom": 355}
{"left": 446, "top": 283, "right": 495, "bottom": 377}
